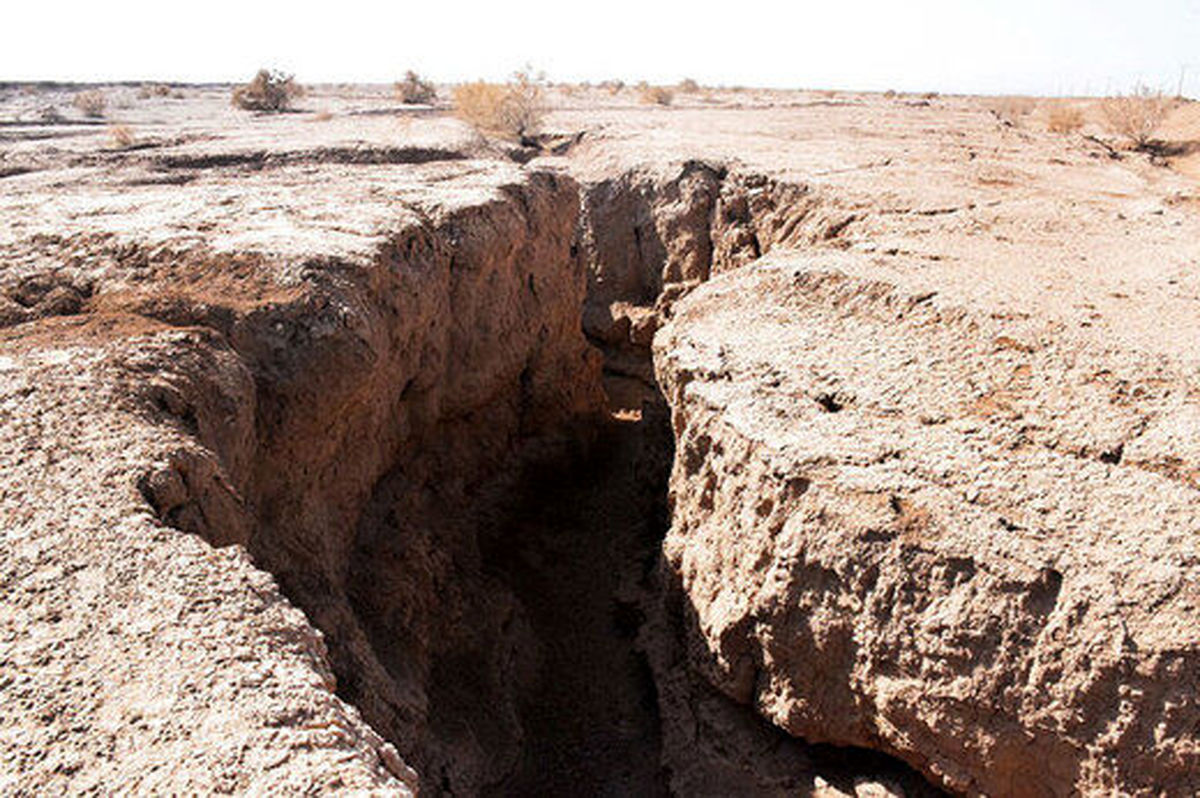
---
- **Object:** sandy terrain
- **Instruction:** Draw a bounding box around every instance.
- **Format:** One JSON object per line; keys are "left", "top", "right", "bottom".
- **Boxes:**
{"left": 1, "top": 81, "right": 1197, "bottom": 795}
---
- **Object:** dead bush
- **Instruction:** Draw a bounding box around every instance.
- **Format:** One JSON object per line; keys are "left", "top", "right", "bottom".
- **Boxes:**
{"left": 1047, "top": 104, "right": 1084, "bottom": 134}
{"left": 678, "top": 78, "right": 700, "bottom": 93}
{"left": 232, "top": 69, "right": 302, "bottom": 112}
{"left": 453, "top": 69, "right": 544, "bottom": 140}
{"left": 396, "top": 70, "right": 436, "bottom": 104}
{"left": 600, "top": 79, "right": 624, "bottom": 95}
{"left": 108, "top": 124, "right": 135, "bottom": 148}
{"left": 639, "top": 84, "right": 674, "bottom": 106}
{"left": 138, "top": 83, "right": 172, "bottom": 99}
{"left": 1104, "top": 86, "right": 1172, "bottom": 148}
{"left": 989, "top": 96, "right": 1035, "bottom": 125}
{"left": 73, "top": 90, "right": 107, "bottom": 118}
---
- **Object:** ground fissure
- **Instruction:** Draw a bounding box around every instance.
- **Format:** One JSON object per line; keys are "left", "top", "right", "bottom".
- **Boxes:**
{"left": 8, "top": 89, "right": 1198, "bottom": 796}
{"left": 118, "top": 161, "right": 940, "bottom": 795}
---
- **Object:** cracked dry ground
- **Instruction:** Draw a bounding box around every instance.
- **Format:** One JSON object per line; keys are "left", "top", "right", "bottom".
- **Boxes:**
{"left": 1, "top": 85, "right": 1199, "bottom": 796}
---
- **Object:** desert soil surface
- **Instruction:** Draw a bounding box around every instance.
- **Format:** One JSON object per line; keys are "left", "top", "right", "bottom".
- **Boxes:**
{"left": 1, "top": 82, "right": 1198, "bottom": 796}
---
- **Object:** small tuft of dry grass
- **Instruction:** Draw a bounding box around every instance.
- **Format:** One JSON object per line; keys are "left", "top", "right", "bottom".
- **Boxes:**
{"left": 600, "top": 79, "right": 624, "bottom": 95}
{"left": 1047, "top": 104, "right": 1084, "bottom": 134}
{"left": 73, "top": 90, "right": 107, "bottom": 118}
{"left": 310, "top": 110, "right": 334, "bottom": 122}
{"left": 1103, "top": 86, "right": 1173, "bottom": 149}
{"left": 108, "top": 124, "right": 135, "bottom": 149}
{"left": 396, "top": 70, "right": 436, "bottom": 104}
{"left": 988, "top": 96, "right": 1036, "bottom": 126}
{"left": 678, "top": 78, "right": 700, "bottom": 93}
{"left": 232, "top": 69, "right": 303, "bottom": 112}
{"left": 453, "top": 69, "right": 544, "bottom": 140}
{"left": 639, "top": 84, "right": 674, "bottom": 106}
{"left": 138, "top": 83, "right": 172, "bottom": 100}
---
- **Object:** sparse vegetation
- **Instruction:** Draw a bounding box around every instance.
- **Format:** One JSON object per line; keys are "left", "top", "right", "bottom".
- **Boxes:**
{"left": 988, "top": 96, "right": 1036, "bottom": 126}
{"left": 232, "top": 69, "right": 303, "bottom": 112}
{"left": 678, "top": 78, "right": 700, "bottom": 93}
{"left": 138, "top": 83, "right": 172, "bottom": 100}
{"left": 107, "top": 124, "right": 135, "bottom": 149}
{"left": 395, "top": 70, "right": 436, "bottom": 104}
{"left": 73, "top": 90, "right": 107, "bottom": 118}
{"left": 1047, "top": 104, "right": 1084, "bottom": 134}
{"left": 1103, "top": 86, "right": 1172, "bottom": 149}
{"left": 600, "top": 79, "right": 624, "bottom": 95}
{"left": 453, "top": 69, "right": 545, "bottom": 140}
{"left": 639, "top": 84, "right": 674, "bottom": 106}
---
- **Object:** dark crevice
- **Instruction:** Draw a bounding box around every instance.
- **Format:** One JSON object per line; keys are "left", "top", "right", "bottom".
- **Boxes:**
{"left": 479, "top": 399, "right": 674, "bottom": 796}
{"left": 151, "top": 145, "right": 468, "bottom": 172}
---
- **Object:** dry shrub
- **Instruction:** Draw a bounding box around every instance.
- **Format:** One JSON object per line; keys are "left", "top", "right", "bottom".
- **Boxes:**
{"left": 108, "top": 124, "right": 135, "bottom": 148}
{"left": 1103, "top": 86, "right": 1172, "bottom": 148}
{"left": 639, "top": 84, "right": 674, "bottom": 106}
{"left": 138, "top": 83, "right": 171, "bottom": 99}
{"left": 883, "top": 89, "right": 898, "bottom": 99}
{"left": 454, "top": 82, "right": 507, "bottom": 129}
{"left": 1047, "top": 104, "right": 1084, "bottom": 134}
{"left": 989, "top": 96, "right": 1035, "bottom": 125}
{"left": 232, "top": 69, "right": 302, "bottom": 112}
{"left": 73, "top": 90, "right": 107, "bottom": 118}
{"left": 678, "top": 78, "right": 700, "bottom": 93}
{"left": 396, "top": 70, "right": 436, "bottom": 104}
{"left": 600, "top": 79, "right": 624, "bottom": 95}
{"left": 453, "top": 70, "right": 544, "bottom": 140}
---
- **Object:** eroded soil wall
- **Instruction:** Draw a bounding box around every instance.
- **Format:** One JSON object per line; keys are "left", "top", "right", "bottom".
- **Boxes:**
{"left": 135, "top": 160, "right": 942, "bottom": 796}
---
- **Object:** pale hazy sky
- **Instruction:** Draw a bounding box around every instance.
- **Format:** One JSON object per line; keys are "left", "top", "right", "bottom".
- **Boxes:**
{"left": 6, "top": 0, "right": 1200, "bottom": 96}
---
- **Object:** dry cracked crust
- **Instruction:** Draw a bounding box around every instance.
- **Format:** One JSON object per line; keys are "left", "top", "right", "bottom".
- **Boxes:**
{"left": 2, "top": 85, "right": 1200, "bottom": 795}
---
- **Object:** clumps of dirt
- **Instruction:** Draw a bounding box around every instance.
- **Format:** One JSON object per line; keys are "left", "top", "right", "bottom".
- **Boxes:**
{"left": 0, "top": 273, "right": 92, "bottom": 325}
